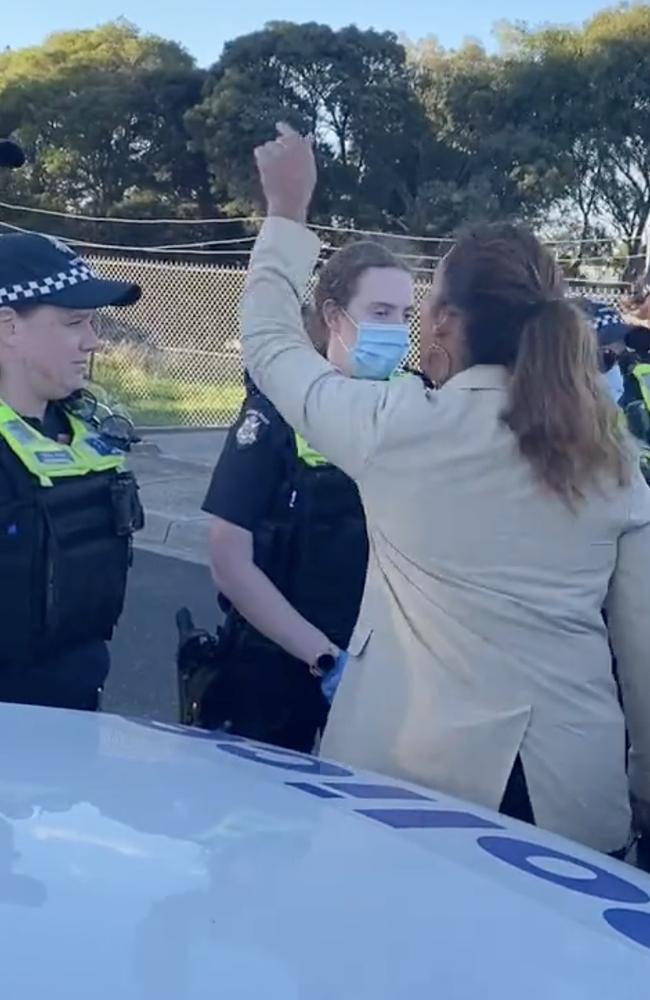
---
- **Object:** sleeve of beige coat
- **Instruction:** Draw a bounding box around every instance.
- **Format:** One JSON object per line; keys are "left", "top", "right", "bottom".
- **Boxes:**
{"left": 605, "top": 472, "right": 650, "bottom": 804}
{"left": 240, "top": 216, "right": 407, "bottom": 481}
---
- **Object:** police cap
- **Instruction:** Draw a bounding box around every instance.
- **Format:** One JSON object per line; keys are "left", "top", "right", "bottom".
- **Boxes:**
{"left": 0, "top": 138, "right": 25, "bottom": 169}
{"left": 0, "top": 232, "right": 141, "bottom": 310}
{"left": 576, "top": 298, "right": 632, "bottom": 347}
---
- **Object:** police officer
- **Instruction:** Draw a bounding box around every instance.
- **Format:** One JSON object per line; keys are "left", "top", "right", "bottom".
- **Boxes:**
{"left": 0, "top": 231, "right": 144, "bottom": 711}
{"left": 579, "top": 299, "right": 650, "bottom": 863}
{"left": 198, "top": 240, "right": 414, "bottom": 751}
{"left": 619, "top": 325, "right": 650, "bottom": 406}
{"left": 577, "top": 299, "right": 629, "bottom": 402}
{"left": 579, "top": 299, "right": 650, "bottom": 484}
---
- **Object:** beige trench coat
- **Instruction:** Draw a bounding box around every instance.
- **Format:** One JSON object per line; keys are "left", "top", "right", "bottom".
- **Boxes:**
{"left": 241, "top": 217, "right": 650, "bottom": 853}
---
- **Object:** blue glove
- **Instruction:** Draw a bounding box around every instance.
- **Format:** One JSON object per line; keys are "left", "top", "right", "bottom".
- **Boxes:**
{"left": 321, "top": 651, "right": 348, "bottom": 704}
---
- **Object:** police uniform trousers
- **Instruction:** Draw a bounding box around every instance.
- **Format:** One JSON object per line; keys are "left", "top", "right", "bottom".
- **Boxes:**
{"left": 0, "top": 641, "right": 109, "bottom": 712}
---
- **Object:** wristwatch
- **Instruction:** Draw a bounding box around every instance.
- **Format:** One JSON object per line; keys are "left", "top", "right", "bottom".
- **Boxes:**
{"left": 309, "top": 651, "right": 337, "bottom": 678}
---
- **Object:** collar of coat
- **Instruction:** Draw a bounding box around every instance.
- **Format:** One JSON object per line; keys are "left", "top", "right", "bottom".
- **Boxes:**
{"left": 445, "top": 365, "right": 508, "bottom": 391}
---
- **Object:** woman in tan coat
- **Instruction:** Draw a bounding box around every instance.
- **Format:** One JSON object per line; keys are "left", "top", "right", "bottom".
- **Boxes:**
{"left": 240, "top": 125, "right": 650, "bottom": 855}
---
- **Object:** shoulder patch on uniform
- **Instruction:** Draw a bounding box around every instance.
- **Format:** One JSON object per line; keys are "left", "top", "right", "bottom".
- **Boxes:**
{"left": 235, "top": 408, "right": 270, "bottom": 448}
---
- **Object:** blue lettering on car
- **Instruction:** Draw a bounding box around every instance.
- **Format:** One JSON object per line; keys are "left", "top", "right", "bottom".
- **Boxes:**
{"left": 603, "top": 908, "right": 650, "bottom": 949}
{"left": 217, "top": 742, "right": 353, "bottom": 777}
{"left": 213, "top": 739, "right": 650, "bottom": 951}
{"left": 478, "top": 836, "right": 649, "bottom": 904}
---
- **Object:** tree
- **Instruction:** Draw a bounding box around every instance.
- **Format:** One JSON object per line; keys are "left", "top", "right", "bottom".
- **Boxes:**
{"left": 3, "top": 9, "right": 650, "bottom": 280}
{"left": 188, "top": 21, "right": 461, "bottom": 233}
{"left": 490, "top": 6, "right": 650, "bottom": 274}
{"left": 411, "top": 40, "right": 568, "bottom": 231}
{"left": 0, "top": 21, "right": 218, "bottom": 243}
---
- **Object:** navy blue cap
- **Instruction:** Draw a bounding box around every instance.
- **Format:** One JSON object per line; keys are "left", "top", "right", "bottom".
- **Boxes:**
{"left": 0, "top": 232, "right": 141, "bottom": 310}
{"left": 0, "top": 139, "right": 25, "bottom": 169}
{"left": 576, "top": 298, "right": 631, "bottom": 347}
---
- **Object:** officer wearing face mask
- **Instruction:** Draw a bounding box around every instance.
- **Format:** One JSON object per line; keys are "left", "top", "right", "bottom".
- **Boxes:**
{"left": 189, "top": 241, "right": 413, "bottom": 749}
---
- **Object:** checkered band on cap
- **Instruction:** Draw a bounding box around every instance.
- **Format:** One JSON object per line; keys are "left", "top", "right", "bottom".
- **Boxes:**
{"left": 593, "top": 307, "right": 622, "bottom": 330}
{"left": 0, "top": 257, "right": 95, "bottom": 306}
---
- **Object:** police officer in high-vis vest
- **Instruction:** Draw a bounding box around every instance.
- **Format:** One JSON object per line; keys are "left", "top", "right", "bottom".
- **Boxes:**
{"left": 620, "top": 325, "right": 650, "bottom": 408}
{"left": 579, "top": 299, "right": 650, "bottom": 484}
{"left": 619, "top": 325, "right": 650, "bottom": 486}
{"left": 0, "top": 231, "right": 144, "bottom": 711}
{"left": 197, "top": 240, "right": 414, "bottom": 751}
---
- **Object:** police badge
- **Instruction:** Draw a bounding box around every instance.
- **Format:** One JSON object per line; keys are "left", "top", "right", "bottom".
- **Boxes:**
{"left": 235, "top": 409, "right": 267, "bottom": 447}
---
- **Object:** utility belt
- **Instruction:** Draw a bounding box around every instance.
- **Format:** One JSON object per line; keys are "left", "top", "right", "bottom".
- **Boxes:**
{"left": 218, "top": 610, "right": 286, "bottom": 660}
{"left": 176, "top": 608, "right": 225, "bottom": 726}
{"left": 176, "top": 608, "right": 326, "bottom": 745}
{"left": 0, "top": 460, "right": 143, "bottom": 665}
{"left": 176, "top": 607, "right": 280, "bottom": 728}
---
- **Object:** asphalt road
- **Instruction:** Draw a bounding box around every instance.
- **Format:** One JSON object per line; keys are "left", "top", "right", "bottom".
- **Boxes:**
{"left": 103, "top": 549, "right": 220, "bottom": 722}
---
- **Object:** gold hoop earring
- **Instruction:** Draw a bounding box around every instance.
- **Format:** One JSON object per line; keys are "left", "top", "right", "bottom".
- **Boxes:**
{"left": 424, "top": 341, "right": 452, "bottom": 389}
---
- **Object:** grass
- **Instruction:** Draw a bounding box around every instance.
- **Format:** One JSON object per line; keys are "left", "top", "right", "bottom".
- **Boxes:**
{"left": 93, "top": 351, "right": 244, "bottom": 428}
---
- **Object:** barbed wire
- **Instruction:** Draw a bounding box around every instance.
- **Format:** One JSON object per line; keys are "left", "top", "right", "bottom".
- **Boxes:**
{"left": 0, "top": 197, "right": 641, "bottom": 249}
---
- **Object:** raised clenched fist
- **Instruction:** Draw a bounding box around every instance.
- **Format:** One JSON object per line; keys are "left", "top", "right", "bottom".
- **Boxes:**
{"left": 254, "top": 123, "right": 317, "bottom": 224}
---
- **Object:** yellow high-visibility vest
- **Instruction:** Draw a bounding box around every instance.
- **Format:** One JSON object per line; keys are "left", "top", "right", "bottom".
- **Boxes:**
{"left": 632, "top": 363, "right": 650, "bottom": 413}
{"left": 0, "top": 400, "right": 125, "bottom": 487}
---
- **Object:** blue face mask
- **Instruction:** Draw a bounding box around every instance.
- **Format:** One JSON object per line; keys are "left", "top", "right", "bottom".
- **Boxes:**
{"left": 602, "top": 363, "right": 624, "bottom": 405}
{"left": 340, "top": 316, "right": 410, "bottom": 380}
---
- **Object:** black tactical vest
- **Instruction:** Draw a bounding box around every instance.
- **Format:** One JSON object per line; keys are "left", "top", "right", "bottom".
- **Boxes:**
{"left": 225, "top": 424, "right": 368, "bottom": 655}
{"left": 0, "top": 447, "right": 143, "bottom": 665}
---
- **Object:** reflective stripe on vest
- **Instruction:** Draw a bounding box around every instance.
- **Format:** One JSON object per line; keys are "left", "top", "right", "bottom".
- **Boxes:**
{"left": 632, "top": 363, "right": 650, "bottom": 412}
{"left": 0, "top": 401, "right": 125, "bottom": 487}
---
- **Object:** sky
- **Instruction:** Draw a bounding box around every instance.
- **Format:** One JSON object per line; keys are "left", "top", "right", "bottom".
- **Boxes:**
{"left": 2, "top": 0, "right": 614, "bottom": 66}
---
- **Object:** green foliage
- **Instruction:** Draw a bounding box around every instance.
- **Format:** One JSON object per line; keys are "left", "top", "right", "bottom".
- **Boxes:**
{"left": 95, "top": 347, "right": 244, "bottom": 427}
{"left": 188, "top": 21, "right": 457, "bottom": 231}
{"left": 2, "top": 9, "right": 650, "bottom": 272}
{"left": 0, "top": 20, "right": 218, "bottom": 244}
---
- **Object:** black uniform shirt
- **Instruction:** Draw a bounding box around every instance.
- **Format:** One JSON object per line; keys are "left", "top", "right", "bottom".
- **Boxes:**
{"left": 202, "top": 388, "right": 293, "bottom": 531}
{"left": 203, "top": 369, "right": 432, "bottom": 528}
{"left": 202, "top": 377, "right": 369, "bottom": 651}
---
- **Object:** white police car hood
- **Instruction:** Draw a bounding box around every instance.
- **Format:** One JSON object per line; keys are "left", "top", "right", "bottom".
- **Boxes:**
{"left": 1, "top": 703, "right": 649, "bottom": 999}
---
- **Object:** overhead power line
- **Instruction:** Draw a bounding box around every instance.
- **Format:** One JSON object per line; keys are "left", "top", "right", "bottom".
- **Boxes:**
{"left": 1, "top": 198, "right": 642, "bottom": 249}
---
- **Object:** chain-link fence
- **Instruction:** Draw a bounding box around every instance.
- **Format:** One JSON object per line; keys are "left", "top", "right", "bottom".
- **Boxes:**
{"left": 90, "top": 254, "right": 246, "bottom": 428}
{"left": 89, "top": 252, "right": 630, "bottom": 429}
